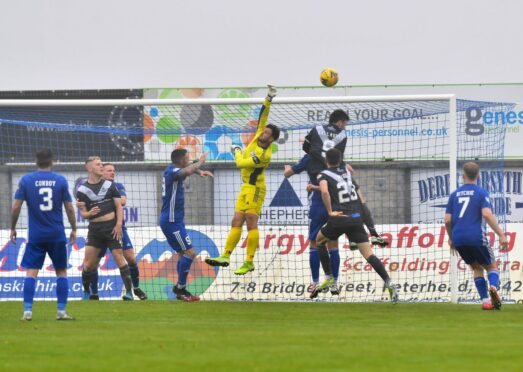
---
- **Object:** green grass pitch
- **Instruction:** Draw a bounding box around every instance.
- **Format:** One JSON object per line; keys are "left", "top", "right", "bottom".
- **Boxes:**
{"left": 1, "top": 301, "right": 523, "bottom": 371}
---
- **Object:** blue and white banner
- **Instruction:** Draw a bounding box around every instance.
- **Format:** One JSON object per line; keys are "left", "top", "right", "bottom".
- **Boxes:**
{"left": 411, "top": 168, "right": 523, "bottom": 224}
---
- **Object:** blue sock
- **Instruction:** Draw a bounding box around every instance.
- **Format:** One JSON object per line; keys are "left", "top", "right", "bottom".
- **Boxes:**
{"left": 474, "top": 277, "right": 489, "bottom": 300}
{"left": 309, "top": 248, "right": 320, "bottom": 283}
{"left": 329, "top": 249, "right": 340, "bottom": 281}
{"left": 177, "top": 259, "right": 182, "bottom": 281}
{"left": 90, "top": 269, "right": 99, "bottom": 294}
{"left": 56, "top": 276, "right": 68, "bottom": 311}
{"left": 23, "top": 277, "right": 36, "bottom": 311}
{"left": 129, "top": 263, "right": 140, "bottom": 288}
{"left": 487, "top": 270, "right": 499, "bottom": 289}
{"left": 177, "top": 255, "right": 193, "bottom": 287}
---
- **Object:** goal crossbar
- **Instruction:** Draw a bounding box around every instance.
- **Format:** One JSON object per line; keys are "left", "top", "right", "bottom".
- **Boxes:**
{"left": 0, "top": 94, "right": 456, "bottom": 107}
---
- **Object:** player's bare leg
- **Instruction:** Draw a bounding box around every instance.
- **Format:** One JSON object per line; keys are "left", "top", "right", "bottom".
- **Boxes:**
{"left": 205, "top": 212, "right": 245, "bottom": 267}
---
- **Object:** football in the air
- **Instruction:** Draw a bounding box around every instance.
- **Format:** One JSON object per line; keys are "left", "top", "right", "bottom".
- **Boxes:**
{"left": 320, "top": 68, "right": 339, "bottom": 87}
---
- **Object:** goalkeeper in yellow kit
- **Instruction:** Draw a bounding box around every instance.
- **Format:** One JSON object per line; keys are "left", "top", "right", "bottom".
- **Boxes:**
{"left": 205, "top": 85, "right": 280, "bottom": 275}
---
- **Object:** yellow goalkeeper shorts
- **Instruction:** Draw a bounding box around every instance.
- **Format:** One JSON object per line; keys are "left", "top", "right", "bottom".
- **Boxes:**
{"left": 234, "top": 184, "right": 266, "bottom": 216}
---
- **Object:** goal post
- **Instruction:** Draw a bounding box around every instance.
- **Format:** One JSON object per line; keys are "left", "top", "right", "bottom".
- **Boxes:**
{"left": 0, "top": 93, "right": 511, "bottom": 303}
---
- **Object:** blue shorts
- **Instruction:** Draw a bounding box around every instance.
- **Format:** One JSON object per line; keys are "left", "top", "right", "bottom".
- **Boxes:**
{"left": 308, "top": 193, "right": 328, "bottom": 241}
{"left": 21, "top": 241, "right": 68, "bottom": 270}
{"left": 456, "top": 245, "right": 495, "bottom": 265}
{"left": 160, "top": 221, "right": 193, "bottom": 253}
{"left": 98, "top": 228, "right": 133, "bottom": 258}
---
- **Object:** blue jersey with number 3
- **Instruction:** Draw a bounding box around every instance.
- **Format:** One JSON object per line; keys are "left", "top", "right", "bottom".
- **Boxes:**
{"left": 445, "top": 184, "right": 491, "bottom": 247}
{"left": 14, "top": 171, "right": 72, "bottom": 243}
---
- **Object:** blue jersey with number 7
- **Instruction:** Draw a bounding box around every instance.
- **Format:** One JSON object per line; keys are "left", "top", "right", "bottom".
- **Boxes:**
{"left": 14, "top": 171, "right": 72, "bottom": 243}
{"left": 445, "top": 184, "right": 491, "bottom": 247}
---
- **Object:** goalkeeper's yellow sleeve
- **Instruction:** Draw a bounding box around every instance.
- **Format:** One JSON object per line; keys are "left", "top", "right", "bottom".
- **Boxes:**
{"left": 255, "top": 98, "right": 272, "bottom": 136}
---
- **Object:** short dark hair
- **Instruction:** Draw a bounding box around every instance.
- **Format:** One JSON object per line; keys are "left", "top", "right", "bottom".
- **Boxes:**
{"left": 85, "top": 156, "right": 101, "bottom": 165}
{"left": 463, "top": 161, "right": 480, "bottom": 181}
{"left": 35, "top": 149, "right": 53, "bottom": 168}
{"left": 325, "top": 148, "right": 341, "bottom": 166}
{"left": 329, "top": 109, "right": 349, "bottom": 125}
{"left": 267, "top": 124, "right": 280, "bottom": 142}
{"left": 103, "top": 163, "right": 115, "bottom": 168}
{"left": 171, "top": 148, "right": 188, "bottom": 164}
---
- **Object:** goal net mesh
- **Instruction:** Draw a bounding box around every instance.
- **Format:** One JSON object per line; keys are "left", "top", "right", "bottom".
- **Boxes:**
{"left": 0, "top": 96, "right": 512, "bottom": 302}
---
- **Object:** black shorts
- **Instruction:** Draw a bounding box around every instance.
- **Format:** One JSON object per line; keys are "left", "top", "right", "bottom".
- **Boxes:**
{"left": 320, "top": 216, "right": 369, "bottom": 243}
{"left": 87, "top": 220, "right": 122, "bottom": 251}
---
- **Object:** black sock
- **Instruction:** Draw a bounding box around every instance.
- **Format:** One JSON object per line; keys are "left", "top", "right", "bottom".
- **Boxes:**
{"left": 129, "top": 263, "right": 140, "bottom": 288}
{"left": 361, "top": 203, "right": 379, "bottom": 237}
{"left": 119, "top": 265, "right": 132, "bottom": 292}
{"left": 367, "top": 255, "right": 390, "bottom": 283}
{"left": 317, "top": 244, "right": 332, "bottom": 277}
{"left": 90, "top": 268, "right": 99, "bottom": 294}
{"left": 82, "top": 269, "right": 93, "bottom": 293}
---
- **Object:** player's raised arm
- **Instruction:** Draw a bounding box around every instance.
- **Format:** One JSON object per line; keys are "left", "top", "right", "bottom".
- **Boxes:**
{"left": 303, "top": 127, "right": 326, "bottom": 166}
{"left": 255, "top": 85, "right": 277, "bottom": 134}
{"left": 179, "top": 151, "right": 208, "bottom": 178}
{"left": 284, "top": 154, "right": 310, "bottom": 178}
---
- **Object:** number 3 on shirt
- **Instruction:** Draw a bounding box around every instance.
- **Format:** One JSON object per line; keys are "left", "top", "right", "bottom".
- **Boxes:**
{"left": 458, "top": 196, "right": 470, "bottom": 218}
{"left": 39, "top": 187, "right": 53, "bottom": 211}
{"left": 337, "top": 182, "right": 358, "bottom": 203}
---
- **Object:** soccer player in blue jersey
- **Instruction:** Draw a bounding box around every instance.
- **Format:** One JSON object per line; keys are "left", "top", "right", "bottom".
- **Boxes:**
{"left": 160, "top": 149, "right": 213, "bottom": 301}
{"left": 10, "top": 149, "right": 77, "bottom": 321}
{"left": 284, "top": 155, "right": 330, "bottom": 294}
{"left": 86, "top": 163, "right": 147, "bottom": 300}
{"left": 445, "top": 162, "right": 508, "bottom": 310}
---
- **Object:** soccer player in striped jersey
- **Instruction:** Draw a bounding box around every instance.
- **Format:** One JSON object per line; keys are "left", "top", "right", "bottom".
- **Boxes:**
{"left": 86, "top": 163, "right": 147, "bottom": 300}
{"left": 77, "top": 156, "right": 134, "bottom": 301}
{"left": 285, "top": 154, "right": 388, "bottom": 298}
{"left": 11, "top": 149, "right": 77, "bottom": 321}
{"left": 445, "top": 162, "right": 508, "bottom": 310}
{"left": 314, "top": 149, "right": 398, "bottom": 303}
{"left": 205, "top": 85, "right": 280, "bottom": 275}
{"left": 160, "top": 149, "right": 213, "bottom": 301}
